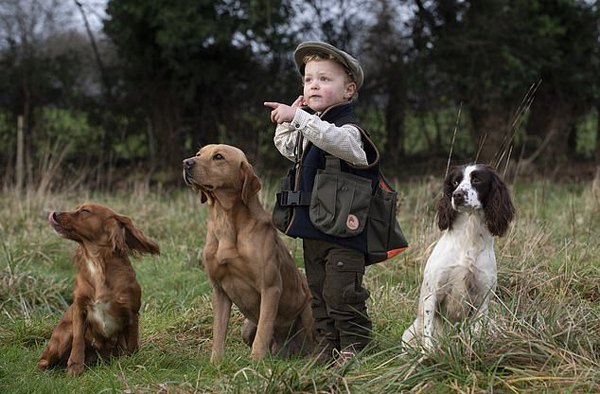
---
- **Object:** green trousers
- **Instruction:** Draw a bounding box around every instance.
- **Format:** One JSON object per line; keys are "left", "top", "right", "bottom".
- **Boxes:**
{"left": 303, "top": 239, "right": 372, "bottom": 352}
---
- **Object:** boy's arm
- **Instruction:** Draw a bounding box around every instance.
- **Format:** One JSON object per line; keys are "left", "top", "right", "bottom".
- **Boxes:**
{"left": 292, "top": 109, "right": 368, "bottom": 166}
{"left": 273, "top": 122, "right": 300, "bottom": 162}
{"left": 267, "top": 96, "right": 304, "bottom": 162}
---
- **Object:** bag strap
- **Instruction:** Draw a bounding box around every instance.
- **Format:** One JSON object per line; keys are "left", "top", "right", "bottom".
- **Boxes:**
{"left": 276, "top": 190, "right": 311, "bottom": 207}
{"left": 345, "top": 124, "right": 380, "bottom": 170}
{"left": 293, "top": 131, "right": 303, "bottom": 169}
{"left": 324, "top": 155, "right": 342, "bottom": 171}
{"left": 377, "top": 170, "right": 396, "bottom": 193}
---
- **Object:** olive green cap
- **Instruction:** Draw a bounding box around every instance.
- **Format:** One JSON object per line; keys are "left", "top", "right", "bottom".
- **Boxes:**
{"left": 293, "top": 41, "right": 364, "bottom": 91}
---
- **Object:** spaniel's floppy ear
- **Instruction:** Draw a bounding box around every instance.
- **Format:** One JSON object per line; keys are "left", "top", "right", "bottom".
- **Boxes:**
{"left": 110, "top": 214, "right": 160, "bottom": 256}
{"left": 437, "top": 169, "right": 459, "bottom": 231}
{"left": 240, "top": 160, "right": 261, "bottom": 205}
{"left": 484, "top": 169, "right": 515, "bottom": 237}
{"left": 437, "top": 192, "right": 455, "bottom": 231}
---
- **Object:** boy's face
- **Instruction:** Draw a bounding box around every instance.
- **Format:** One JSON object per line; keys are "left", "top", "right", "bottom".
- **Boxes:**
{"left": 303, "top": 59, "right": 356, "bottom": 113}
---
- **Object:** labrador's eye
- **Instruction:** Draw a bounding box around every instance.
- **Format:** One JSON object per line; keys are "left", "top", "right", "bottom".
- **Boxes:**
{"left": 471, "top": 177, "right": 481, "bottom": 184}
{"left": 80, "top": 209, "right": 91, "bottom": 214}
{"left": 452, "top": 181, "right": 459, "bottom": 187}
{"left": 213, "top": 153, "right": 224, "bottom": 160}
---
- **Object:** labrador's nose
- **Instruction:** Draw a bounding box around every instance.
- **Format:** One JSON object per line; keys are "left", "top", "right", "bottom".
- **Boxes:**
{"left": 183, "top": 158, "right": 196, "bottom": 169}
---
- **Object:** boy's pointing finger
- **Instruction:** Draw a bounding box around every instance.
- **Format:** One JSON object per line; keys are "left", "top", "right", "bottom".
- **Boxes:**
{"left": 264, "top": 102, "right": 280, "bottom": 109}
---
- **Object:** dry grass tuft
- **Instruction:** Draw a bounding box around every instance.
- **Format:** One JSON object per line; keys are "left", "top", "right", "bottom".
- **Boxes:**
{"left": 0, "top": 256, "right": 70, "bottom": 319}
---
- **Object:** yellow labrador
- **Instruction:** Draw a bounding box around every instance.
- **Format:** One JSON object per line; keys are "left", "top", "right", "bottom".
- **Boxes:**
{"left": 183, "top": 144, "right": 314, "bottom": 362}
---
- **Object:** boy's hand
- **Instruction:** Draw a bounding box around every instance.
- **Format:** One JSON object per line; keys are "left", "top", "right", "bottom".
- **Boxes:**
{"left": 264, "top": 96, "right": 304, "bottom": 124}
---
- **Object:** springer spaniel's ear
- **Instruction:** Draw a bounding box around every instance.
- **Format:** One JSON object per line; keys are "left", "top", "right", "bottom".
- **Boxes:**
{"left": 240, "top": 161, "right": 261, "bottom": 205}
{"left": 437, "top": 192, "right": 455, "bottom": 230}
{"left": 437, "top": 168, "right": 459, "bottom": 230}
{"left": 484, "top": 169, "right": 515, "bottom": 237}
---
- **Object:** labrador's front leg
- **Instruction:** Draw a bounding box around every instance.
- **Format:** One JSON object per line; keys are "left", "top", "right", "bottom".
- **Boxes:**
{"left": 251, "top": 285, "right": 281, "bottom": 360}
{"left": 210, "top": 285, "right": 232, "bottom": 364}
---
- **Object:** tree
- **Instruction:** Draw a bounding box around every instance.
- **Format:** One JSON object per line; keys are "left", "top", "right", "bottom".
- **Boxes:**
{"left": 0, "top": 0, "right": 92, "bottom": 187}
{"left": 103, "top": 0, "right": 296, "bottom": 172}
{"left": 411, "top": 0, "right": 599, "bottom": 165}
{"left": 362, "top": 0, "right": 410, "bottom": 164}
{"left": 521, "top": 0, "right": 599, "bottom": 166}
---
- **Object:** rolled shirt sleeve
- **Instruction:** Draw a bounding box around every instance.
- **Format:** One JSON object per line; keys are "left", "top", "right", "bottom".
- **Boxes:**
{"left": 273, "top": 109, "right": 368, "bottom": 166}
{"left": 273, "top": 122, "right": 299, "bottom": 162}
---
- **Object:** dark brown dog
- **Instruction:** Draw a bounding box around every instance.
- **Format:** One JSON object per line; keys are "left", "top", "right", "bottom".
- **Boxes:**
{"left": 183, "top": 144, "right": 314, "bottom": 362}
{"left": 37, "top": 203, "right": 160, "bottom": 376}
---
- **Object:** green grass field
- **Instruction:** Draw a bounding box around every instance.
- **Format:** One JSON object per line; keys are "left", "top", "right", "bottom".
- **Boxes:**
{"left": 1, "top": 176, "right": 599, "bottom": 393}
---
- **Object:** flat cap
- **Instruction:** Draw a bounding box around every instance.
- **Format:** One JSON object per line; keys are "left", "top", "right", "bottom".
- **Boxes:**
{"left": 293, "top": 41, "right": 364, "bottom": 91}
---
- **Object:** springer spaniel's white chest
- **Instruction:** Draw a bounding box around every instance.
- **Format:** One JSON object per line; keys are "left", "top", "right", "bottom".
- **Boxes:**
{"left": 426, "top": 213, "right": 497, "bottom": 291}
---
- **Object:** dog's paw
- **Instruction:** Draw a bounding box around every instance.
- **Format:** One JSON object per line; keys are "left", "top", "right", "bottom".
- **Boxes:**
{"left": 422, "top": 338, "right": 435, "bottom": 354}
{"left": 210, "top": 351, "right": 222, "bottom": 365}
{"left": 66, "top": 362, "right": 84, "bottom": 376}
{"left": 250, "top": 347, "right": 268, "bottom": 361}
{"left": 37, "top": 359, "right": 49, "bottom": 371}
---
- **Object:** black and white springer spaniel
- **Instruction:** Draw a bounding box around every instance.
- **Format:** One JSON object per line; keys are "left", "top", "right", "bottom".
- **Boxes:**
{"left": 403, "top": 164, "right": 515, "bottom": 351}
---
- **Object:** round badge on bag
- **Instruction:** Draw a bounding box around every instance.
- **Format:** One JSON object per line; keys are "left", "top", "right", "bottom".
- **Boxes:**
{"left": 346, "top": 214, "right": 359, "bottom": 231}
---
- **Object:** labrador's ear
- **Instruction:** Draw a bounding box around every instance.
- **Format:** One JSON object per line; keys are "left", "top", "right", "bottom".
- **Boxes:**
{"left": 240, "top": 161, "right": 261, "bottom": 205}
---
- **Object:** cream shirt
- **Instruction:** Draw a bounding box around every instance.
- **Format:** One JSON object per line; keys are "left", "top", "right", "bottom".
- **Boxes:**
{"left": 273, "top": 108, "right": 368, "bottom": 166}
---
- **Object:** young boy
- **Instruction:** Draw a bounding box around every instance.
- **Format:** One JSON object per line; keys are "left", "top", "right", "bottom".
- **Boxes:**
{"left": 264, "top": 41, "right": 381, "bottom": 365}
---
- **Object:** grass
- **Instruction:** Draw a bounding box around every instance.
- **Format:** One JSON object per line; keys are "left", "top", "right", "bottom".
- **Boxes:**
{"left": 0, "top": 175, "right": 599, "bottom": 393}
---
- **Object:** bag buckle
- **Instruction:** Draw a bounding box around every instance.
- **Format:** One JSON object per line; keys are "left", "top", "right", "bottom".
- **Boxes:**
{"left": 279, "top": 191, "right": 302, "bottom": 206}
